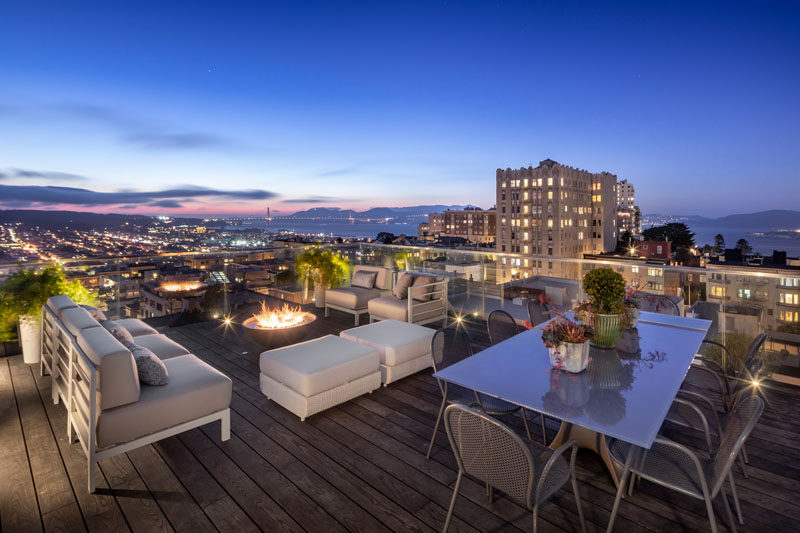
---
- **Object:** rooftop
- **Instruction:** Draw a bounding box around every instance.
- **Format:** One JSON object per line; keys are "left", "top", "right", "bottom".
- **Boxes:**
{"left": 3, "top": 303, "right": 800, "bottom": 532}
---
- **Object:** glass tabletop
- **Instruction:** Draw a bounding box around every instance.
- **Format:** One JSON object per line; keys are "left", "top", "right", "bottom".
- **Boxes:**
{"left": 433, "top": 316, "right": 711, "bottom": 449}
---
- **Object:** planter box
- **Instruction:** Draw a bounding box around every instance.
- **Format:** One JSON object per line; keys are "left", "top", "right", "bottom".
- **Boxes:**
{"left": 0, "top": 341, "right": 22, "bottom": 357}
{"left": 548, "top": 342, "right": 590, "bottom": 373}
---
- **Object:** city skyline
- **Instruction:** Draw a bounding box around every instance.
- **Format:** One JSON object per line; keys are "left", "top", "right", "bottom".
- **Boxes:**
{"left": 1, "top": 1, "right": 799, "bottom": 217}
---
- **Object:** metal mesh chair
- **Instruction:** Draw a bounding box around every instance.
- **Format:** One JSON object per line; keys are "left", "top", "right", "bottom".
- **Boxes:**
{"left": 486, "top": 310, "right": 548, "bottom": 444}
{"left": 442, "top": 404, "right": 586, "bottom": 533}
{"left": 607, "top": 396, "right": 764, "bottom": 533}
{"left": 427, "top": 326, "right": 534, "bottom": 458}
{"left": 527, "top": 298, "right": 552, "bottom": 327}
{"left": 632, "top": 294, "right": 681, "bottom": 315}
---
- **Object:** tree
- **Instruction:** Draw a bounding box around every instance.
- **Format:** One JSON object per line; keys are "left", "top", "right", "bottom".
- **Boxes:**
{"left": 615, "top": 230, "right": 635, "bottom": 254}
{"left": 735, "top": 238, "right": 753, "bottom": 255}
{"left": 375, "top": 232, "right": 396, "bottom": 244}
{"left": 713, "top": 233, "right": 725, "bottom": 253}
{"left": 641, "top": 223, "right": 695, "bottom": 249}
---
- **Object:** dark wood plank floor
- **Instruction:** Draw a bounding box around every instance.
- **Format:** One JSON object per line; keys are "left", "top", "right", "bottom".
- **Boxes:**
{"left": 3, "top": 305, "right": 800, "bottom": 532}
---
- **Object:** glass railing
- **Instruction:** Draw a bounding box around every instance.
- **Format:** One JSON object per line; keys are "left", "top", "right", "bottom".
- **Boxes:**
{"left": 2, "top": 243, "right": 799, "bottom": 382}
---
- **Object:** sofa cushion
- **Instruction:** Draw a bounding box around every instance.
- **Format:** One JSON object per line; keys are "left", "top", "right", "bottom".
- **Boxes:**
{"left": 393, "top": 272, "right": 415, "bottom": 300}
{"left": 368, "top": 296, "right": 408, "bottom": 322}
{"left": 326, "top": 286, "right": 381, "bottom": 310}
{"left": 351, "top": 270, "right": 378, "bottom": 289}
{"left": 259, "top": 335, "right": 379, "bottom": 397}
{"left": 46, "top": 295, "right": 78, "bottom": 319}
{"left": 61, "top": 307, "right": 100, "bottom": 336}
{"left": 134, "top": 334, "right": 191, "bottom": 360}
{"left": 80, "top": 304, "right": 107, "bottom": 321}
{"left": 122, "top": 340, "right": 169, "bottom": 386}
{"left": 96, "top": 354, "right": 232, "bottom": 448}
{"left": 115, "top": 318, "right": 158, "bottom": 337}
{"left": 76, "top": 326, "right": 140, "bottom": 410}
{"left": 100, "top": 320, "right": 135, "bottom": 344}
{"left": 411, "top": 275, "right": 436, "bottom": 302}
{"left": 340, "top": 319, "right": 434, "bottom": 366}
{"left": 352, "top": 265, "right": 392, "bottom": 291}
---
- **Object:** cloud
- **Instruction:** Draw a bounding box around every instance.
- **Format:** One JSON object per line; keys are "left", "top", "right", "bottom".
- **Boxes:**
{"left": 0, "top": 172, "right": 6, "bottom": 179}
{"left": 4, "top": 168, "right": 88, "bottom": 181}
{"left": 0, "top": 184, "right": 277, "bottom": 208}
{"left": 123, "top": 133, "right": 230, "bottom": 150}
{"left": 318, "top": 167, "right": 359, "bottom": 177}
{"left": 148, "top": 199, "right": 184, "bottom": 208}
{"left": 282, "top": 195, "right": 346, "bottom": 203}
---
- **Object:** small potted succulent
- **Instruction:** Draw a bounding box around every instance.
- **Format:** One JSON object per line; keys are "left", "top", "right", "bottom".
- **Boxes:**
{"left": 623, "top": 285, "right": 640, "bottom": 329}
{"left": 539, "top": 315, "right": 593, "bottom": 373}
{"left": 581, "top": 268, "right": 626, "bottom": 349}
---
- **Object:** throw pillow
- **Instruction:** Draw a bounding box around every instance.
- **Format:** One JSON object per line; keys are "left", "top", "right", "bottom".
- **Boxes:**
{"left": 351, "top": 270, "right": 378, "bottom": 289}
{"left": 393, "top": 272, "right": 415, "bottom": 300}
{"left": 122, "top": 340, "right": 169, "bottom": 386}
{"left": 100, "top": 320, "right": 135, "bottom": 344}
{"left": 80, "top": 304, "right": 107, "bottom": 321}
{"left": 411, "top": 275, "right": 436, "bottom": 302}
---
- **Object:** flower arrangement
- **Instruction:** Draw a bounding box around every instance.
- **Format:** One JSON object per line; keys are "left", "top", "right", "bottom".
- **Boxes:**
{"left": 539, "top": 316, "right": 594, "bottom": 349}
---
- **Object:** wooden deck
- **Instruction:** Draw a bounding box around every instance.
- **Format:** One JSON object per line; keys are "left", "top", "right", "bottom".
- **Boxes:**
{"left": 3, "top": 306, "right": 800, "bottom": 532}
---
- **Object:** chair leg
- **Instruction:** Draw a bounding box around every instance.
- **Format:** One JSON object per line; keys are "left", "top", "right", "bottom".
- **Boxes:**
{"left": 720, "top": 486, "right": 737, "bottom": 533}
{"left": 87, "top": 458, "right": 96, "bottom": 493}
{"left": 571, "top": 462, "right": 587, "bottom": 533}
{"left": 606, "top": 447, "right": 635, "bottom": 533}
{"left": 486, "top": 482, "right": 493, "bottom": 504}
{"left": 703, "top": 492, "right": 719, "bottom": 533}
{"left": 427, "top": 396, "right": 447, "bottom": 459}
{"left": 532, "top": 504, "right": 539, "bottom": 533}
{"left": 442, "top": 471, "right": 462, "bottom": 532}
{"left": 741, "top": 443, "right": 750, "bottom": 464}
{"left": 221, "top": 410, "right": 231, "bottom": 441}
{"left": 727, "top": 471, "right": 744, "bottom": 525}
{"left": 539, "top": 414, "right": 547, "bottom": 445}
{"left": 737, "top": 450, "right": 749, "bottom": 478}
{"left": 520, "top": 408, "right": 533, "bottom": 441}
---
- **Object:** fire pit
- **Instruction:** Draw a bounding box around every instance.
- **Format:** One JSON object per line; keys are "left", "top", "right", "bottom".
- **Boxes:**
{"left": 242, "top": 302, "right": 317, "bottom": 348}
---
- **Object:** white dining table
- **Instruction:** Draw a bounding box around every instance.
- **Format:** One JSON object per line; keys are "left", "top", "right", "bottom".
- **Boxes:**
{"left": 433, "top": 311, "right": 712, "bottom": 486}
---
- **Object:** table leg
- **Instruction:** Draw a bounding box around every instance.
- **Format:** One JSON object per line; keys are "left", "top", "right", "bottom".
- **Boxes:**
{"left": 550, "top": 421, "right": 623, "bottom": 488}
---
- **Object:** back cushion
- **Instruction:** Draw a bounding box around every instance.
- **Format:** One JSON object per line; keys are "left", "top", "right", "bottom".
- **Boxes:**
{"left": 77, "top": 326, "right": 141, "bottom": 410}
{"left": 353, "top": 266, "right": 391, "bottom": 290}
{"left": 61, "top": 307, "right": 100, "bottom": 336}
{"left": 46, "top": 294, "right": 78, "bottom": 320}
{"left": 351, "top": 270, "right": 378, "bottom": 289}
{"left": 411, "top": 275, "right": 436, "bottom": 302}
{"left": 393, "top": 272, "right": 415, "bottom": 300}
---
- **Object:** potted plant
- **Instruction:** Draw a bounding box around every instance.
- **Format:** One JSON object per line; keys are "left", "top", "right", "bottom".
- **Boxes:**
{"left": 581, "top": 268, "right": 626, "bottom": 349}
{"left": 539, "top": 316, "right": 593, "bottom": 373}
{"left": 294, "top": 247, "right": 351, "bottom": 308}
{"left": 0, "top": 265, "right": 98, "bottom": 364}
{"left": 623, "top": 285, "right": 640, "bottom": 329}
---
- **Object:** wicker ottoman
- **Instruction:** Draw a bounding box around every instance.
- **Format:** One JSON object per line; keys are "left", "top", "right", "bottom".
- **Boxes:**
{"left": 340, "top": 319, "right": 435, "bottom": 385}
{"left": 259, "top": 335, "right": 381, "bottom": 421}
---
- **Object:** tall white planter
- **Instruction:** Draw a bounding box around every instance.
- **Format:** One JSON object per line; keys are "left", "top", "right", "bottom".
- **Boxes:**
{"left": 19, "top": 315, "right": 42, "bottom": 364}
{"left": 314, "top": 284, "right": 327, "bottom": 308}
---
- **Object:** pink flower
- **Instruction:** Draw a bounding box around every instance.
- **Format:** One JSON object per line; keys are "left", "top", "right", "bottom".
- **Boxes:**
{"left": 523, "top": 319, "right": 533, "bottom": 330}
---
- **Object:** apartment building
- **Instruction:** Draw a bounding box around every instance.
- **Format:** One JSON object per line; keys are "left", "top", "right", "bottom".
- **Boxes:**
{"left": 442, "top": 208, "right": 496, "bottom": 244}
{"left": 615, "top": 179, "right": 641, "bottom": 234}
{"left": 496, "top": 159, "right": 617, "bottom": 280}
{"left": 417, "top": 212, "right": 446, "bottom": 241}
{"left": 616, "top": 179, "right": 635, "bottom": 210}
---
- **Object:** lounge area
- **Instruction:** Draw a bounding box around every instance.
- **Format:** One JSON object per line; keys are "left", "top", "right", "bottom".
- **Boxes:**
{"left": 2, "top": 296, "right": 800, "bottom": 532}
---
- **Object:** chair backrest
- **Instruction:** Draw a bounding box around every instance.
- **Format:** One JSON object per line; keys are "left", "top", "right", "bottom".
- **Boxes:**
{"left": 487, "top": 309, "right": 519, "bottom": 345}
{"left": 741, "top": 333, "right": 767, "bottom": 370}
{"left": 730, "top": 357, "right": 764, "bottom": 402}
{"left": 710, "top": 395, "right": 764, "bottom": 496}
{"left": 352, "top": 265, "right": 392, "bottom": 290}
{"left": 633, "top": 294, "right": 681, "bottom": 316}
{"left": 431, "top": 326, "right": 473, "bottom": 373}
{"left": 527, "top": 299, "right": 552, "bottom": 327}
{"left": 444, "top": 404, "right": 534, "bottom": 507}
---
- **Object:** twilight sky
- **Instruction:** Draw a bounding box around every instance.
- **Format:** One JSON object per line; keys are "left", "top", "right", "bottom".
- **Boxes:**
{"left": 1, "top": 1, "right": 798, "bottom": 217}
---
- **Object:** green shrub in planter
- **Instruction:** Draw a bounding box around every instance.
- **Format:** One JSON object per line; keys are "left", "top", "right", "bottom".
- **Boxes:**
{"left": 582, "top": 268, "right": 626, "bottom": 315}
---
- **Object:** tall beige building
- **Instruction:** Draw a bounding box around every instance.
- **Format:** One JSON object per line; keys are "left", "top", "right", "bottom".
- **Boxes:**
{"left": 496, "top": 159, "right": 617, "bottom": 279}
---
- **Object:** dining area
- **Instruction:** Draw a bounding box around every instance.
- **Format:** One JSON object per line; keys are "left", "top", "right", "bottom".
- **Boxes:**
{"left": 429, "top": 279, "right": 768, "bottom": 533}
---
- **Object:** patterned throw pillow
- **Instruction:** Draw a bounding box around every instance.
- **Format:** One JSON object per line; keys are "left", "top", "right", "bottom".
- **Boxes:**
{"left": 393, "top": 272, "right": 415, "bottom": 300}
{"left": 80, "top": 304, "right": 107, "bottom": 321}
{"left": 100, "top": 320, "right": 134, "bottom": 344}
{"left": 122, "top": 340, "right": 169, "bottom": 386}
{"left": 351, "top": 270, "right": 378, "bottom": 289}
{"left": 411, "top": 275, "right": 436, "bottom": 302}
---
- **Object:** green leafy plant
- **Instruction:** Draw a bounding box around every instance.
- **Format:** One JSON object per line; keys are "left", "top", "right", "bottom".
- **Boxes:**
{"left": 582, "top": 268, "right": 626, "bottom": 315}
{"left": 294, "top": 248, "right": 351, "bottom": 290}
{"left": 0, "top": 265, "right": 98, "bottom": 341}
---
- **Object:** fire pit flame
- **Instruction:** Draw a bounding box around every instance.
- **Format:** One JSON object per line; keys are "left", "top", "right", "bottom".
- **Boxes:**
{"left": 252, "top": 302, "right": 308, "bottom": 329}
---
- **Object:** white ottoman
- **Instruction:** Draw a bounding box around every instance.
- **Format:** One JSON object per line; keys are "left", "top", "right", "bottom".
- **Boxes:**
{"left": 259, "top": 335, "right": 381, "bottom": 421}
{"left": 340, "top": 319, "right": 435, "bottom": 385}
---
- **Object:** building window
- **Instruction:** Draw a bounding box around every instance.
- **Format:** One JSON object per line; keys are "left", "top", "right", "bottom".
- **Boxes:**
{"left": 780, "top": 277, "right": 800, "bottom": 287}
{"left": 547, "top": 178, "right": 553, "bottom": 186}
{"left": 632, "top": 266, "right": 639, "bottom": 274}
{"left": 779, "top": 310, "right": 799, "bottom": 322}
{"left": 738, "top": 289, "right": 751, "bottom": 299}
{"left": 780, "top": 293, "right": 800, "bottom": 305}
{"left": 648, "top": 268, "right": 662, "bottom": 277}
{"left": 711, "top": 286, "right": 726, "bottom": 297}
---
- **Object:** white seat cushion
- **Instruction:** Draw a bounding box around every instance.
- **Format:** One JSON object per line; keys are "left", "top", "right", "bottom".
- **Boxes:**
{"left": 134, "top": 334, "right": 190, "bottom": 360}
{"left": 326, "top": 286, "right": 381, "bottom": 310}
{"left": 259, "top": 335, "right": 379, "bottom": 398}
{"left": 96, "top": 354, "right": 231, "bottom": 448}
{"left": 340, "top": 319, "right": 434, "bottom": 366}
{"left": 115, "top": 318, "right": 158, "bottom": 337}
{"left": 368, "top": 295, "right": 408, "bottom": 322}
{"left": 61, "top": 307, "right": 100, "bottom": 336}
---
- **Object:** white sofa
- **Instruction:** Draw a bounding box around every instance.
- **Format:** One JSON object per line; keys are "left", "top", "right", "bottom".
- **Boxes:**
{"left": 42, "top": 295, "right": 232, "bottom": 492}
{"left": 324, "top": 265, "right": 393, "bottom": 325}
{"left": 368, "top": 272, "right": 448, "bottom": 326}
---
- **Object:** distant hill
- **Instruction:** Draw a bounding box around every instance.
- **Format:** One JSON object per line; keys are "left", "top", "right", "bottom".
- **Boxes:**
{"left": 0, "top": 209, "right": 203, "bottom": 230}
{"left": 282, "top": 205, "right": 475, "bottom": 221}
{"left": 645, "top": 210, "right": 800, "bottom": 230}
